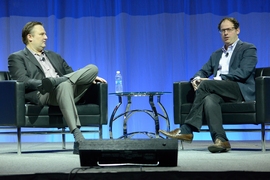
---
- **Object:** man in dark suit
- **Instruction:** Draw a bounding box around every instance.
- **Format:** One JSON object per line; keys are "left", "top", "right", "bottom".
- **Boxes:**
{"left": 159, "top": 17, "right": 258, "bottom": 153}
{"left": 8, "top": 21, "right": 107, "bottom": 154}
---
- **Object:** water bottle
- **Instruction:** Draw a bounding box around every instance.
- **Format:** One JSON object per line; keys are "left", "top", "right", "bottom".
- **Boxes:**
{"left": 115, "top": 71, "right": 123, "bottom": 93}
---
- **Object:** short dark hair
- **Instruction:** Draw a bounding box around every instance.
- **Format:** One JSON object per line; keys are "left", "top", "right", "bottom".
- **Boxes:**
{"left": 22, "top": 21, "right": 43, "bottom": 45}
{"left": 218, "top": 17, "right": 240, "bottom": 31}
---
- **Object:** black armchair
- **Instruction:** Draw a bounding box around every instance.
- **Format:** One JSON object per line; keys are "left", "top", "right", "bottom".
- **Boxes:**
{"left": 0, "top": 71, "right": 108, "bottom": 154}
{"left": 173, "top": 67, "right": 270, "bottom": 151}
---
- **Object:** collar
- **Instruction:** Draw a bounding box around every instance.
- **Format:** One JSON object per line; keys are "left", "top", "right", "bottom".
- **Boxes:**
{"left": 26, "top": 47, "right": 44, "bottom": 56}
{"left": 222, "top": 39, "right": 239, "bottom": 53}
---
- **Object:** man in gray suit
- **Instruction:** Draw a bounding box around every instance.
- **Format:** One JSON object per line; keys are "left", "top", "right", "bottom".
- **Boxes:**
{"left": 160, "top": 17, "right": 258, "bottom": 153}
{"left": 8, "top": 21, "right": 107, "bottom": 154}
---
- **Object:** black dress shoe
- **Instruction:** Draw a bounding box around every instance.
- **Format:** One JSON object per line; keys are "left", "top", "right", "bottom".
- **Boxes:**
{"left": 37, "top": 84, "right": 47, "bottom": 95}
{"left": 37, "top": 77, "right": 68, "bottom": 95}
{"left": 37, "top": 77, "right": 57, "bottom": 95}
{"left": 42, "top": 77, "right": 57, "bottom": 93}
{"left": 159, "top": 128, "right": 193, "bottom": 142}
{"left": 73, "top": 142, "right": 79, "bottom": 155}
{"left": 208, "top": 138, "right": 231, "bottom": 153}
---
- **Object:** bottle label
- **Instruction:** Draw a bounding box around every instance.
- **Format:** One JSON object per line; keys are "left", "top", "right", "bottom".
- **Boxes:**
{"left": 116, "top": 80, "right": 122, "bottom": 84}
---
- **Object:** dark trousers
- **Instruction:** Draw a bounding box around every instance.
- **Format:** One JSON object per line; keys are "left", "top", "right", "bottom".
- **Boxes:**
{"left": 184, "top": 80, "right": 244, "bottom": 142}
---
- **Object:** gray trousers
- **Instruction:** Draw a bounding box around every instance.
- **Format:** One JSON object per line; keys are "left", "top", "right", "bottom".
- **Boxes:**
{"left": 37, "top": 64, "right": 98, "bottom": 132}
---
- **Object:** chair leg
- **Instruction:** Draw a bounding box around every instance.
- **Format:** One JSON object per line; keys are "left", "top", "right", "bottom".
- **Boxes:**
{"left": 261, "top": 123, "right": 266, "bottom": 152}
{"left": 99, "top": 125, "right": 102, "bottom": 139}
{"left": 17, "top": 127, "right": 21, "bottom": 155}
{"left": 62, "top": 128, "right": 66, "bottom": 149}
{"left": 179, "top": 125, "right": 184, "bottom": 150}
{"left": 180, "top": 141, "right": 184, "bottom": 150}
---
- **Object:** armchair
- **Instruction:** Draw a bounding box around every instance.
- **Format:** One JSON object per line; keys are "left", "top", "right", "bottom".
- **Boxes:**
{"left": 0, "top": 71, "right": 108, "bottom": 154}
{"left": 174, "top": 67, "right": 270, "bottom": 151}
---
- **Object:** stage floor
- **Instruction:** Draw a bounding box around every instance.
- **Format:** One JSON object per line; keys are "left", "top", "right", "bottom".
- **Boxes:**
{"left": 0, "top": 140, "right": 269, "bottom": 179}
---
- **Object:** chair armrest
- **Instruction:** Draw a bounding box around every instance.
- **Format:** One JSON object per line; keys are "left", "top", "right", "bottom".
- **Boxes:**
{"left": 173, "top": 81, "right": 195, "bottom": 105}
{"left": 0, "top": 80, "right": 25, "bottom": 126}
{"left": 96, "top": 83, "right": 108, "bottom": 125}
{"left": 173, "top": 81, "right": 194, "bottom": 124}
{"left": 255, "top": 76, "right": 270, "bottom": 123}
{"left": 79, "top": 83, "right": 108, "bottom": 124}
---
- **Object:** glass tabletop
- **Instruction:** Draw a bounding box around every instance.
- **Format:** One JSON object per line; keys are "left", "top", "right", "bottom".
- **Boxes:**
{"left": 109, "top": 91, "right": 171, "bottom": 96}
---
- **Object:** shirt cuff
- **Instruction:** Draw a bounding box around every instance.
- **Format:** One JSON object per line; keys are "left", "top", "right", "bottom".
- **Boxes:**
{"left": 214, "top": 76, "right": 222, "bottom": 80}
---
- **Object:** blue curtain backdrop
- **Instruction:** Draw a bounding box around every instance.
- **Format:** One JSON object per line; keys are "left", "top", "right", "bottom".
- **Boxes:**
{"left": 0, "top": 0, "right": 270, "bottom": 142}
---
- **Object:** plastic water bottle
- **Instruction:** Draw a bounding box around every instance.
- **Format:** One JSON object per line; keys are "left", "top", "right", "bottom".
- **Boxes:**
{"left": 115, "top": 71, "right": 123, "bottom": 93}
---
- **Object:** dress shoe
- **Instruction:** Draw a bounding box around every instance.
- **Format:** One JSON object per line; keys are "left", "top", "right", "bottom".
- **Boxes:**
{"left": 159, "top": 128, "right": 193, "bottom": 142}
{"left": 208, "top": 138, "right": 231, "bottom": 153}
{"left": 73, "top": 142, "right": 79, "bottom": 155}
{"left": 42, "top": 77, "right": 57, "bottom": 93}
{"left": 37, "top": 77, "right": 57, "bottom": 95}
{"left": 37, "top": 77, "right": 68, "bottom": 95}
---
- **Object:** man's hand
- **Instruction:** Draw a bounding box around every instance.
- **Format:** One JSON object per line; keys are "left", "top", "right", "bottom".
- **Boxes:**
{"left": 93, "top": 76, "right": 107, "bottom": 84}
{"left": 191, "top": 78, "right": 200, "bottom": 91}
{"left": 191, "top": 78, "right": 209, "bottom": 91}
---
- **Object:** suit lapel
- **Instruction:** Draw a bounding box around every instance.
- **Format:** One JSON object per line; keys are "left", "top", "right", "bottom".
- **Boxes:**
{"left": 23, "top": 48, "right": 44, "bottom": 73}
{"left": 229, "top": 40, "right": 242, "bottom": 66}
{"left": 214, "top": 50, "right": 223, "bottom": 74}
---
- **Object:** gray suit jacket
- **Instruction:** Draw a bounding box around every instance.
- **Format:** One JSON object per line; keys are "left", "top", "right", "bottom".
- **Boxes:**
{"left": 8, "top": 48, "right": 73, "bottom": 104}
{"left": 193, "top": 40, "right": 258, "bottom": 101}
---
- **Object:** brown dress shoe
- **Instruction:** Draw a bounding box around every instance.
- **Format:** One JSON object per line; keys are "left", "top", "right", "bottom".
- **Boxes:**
{"left": 208, "top": 138, "right": 231, "bottom": 153}
{"left": 159, "top": 128, "right": 193, "bottom": 142}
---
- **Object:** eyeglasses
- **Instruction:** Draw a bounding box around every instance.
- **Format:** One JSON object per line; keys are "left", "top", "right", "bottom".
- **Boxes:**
{"left": 219, "top": 27, "right": 235, "bottom": 34}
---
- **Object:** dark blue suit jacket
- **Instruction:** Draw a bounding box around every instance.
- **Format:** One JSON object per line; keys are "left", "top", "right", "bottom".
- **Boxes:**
{"left": 192, "top": 40, "right": 258, "bottom": 102}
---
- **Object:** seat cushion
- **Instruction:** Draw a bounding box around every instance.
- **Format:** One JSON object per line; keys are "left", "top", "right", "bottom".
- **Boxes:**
{"left": 221, "top": 101, "right": 256, "bottom": 113}
{"left": 24, "top": 104, "right": 101, "bottom": 127}
{"left": 25, "top": 104, "right": 100, "bottom": 116}
{"left": 181, "top": 101, "right": 256, "bottom": 114}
